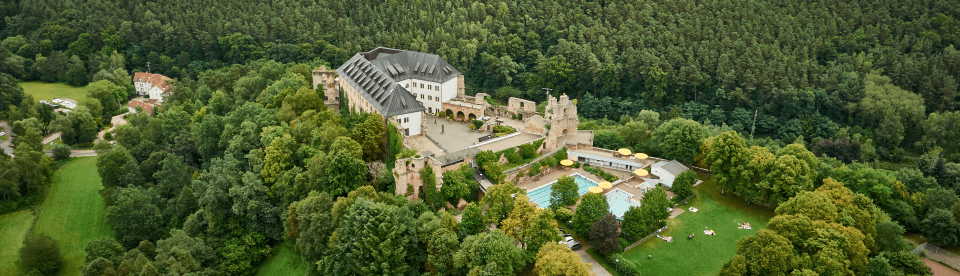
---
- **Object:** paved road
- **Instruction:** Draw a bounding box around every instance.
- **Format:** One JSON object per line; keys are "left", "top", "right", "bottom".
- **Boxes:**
{"left": 98, "top": 112, "right": 129, "bottom": 140}
{"left": 41, "top": 132, "right": 61, "bottom": 144}
{"left": 576, "top": 245, "right": 613, "bottom": 276}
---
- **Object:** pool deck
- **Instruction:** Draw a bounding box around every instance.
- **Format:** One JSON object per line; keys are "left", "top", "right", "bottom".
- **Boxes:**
{"left": 518, "top": 167, "right": 663, "bottom": 210}
{"left": 517, "top": 168, "right": 606, "bottom": 192}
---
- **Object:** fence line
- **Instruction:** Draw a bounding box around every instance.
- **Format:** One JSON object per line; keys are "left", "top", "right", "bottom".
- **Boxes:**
{"left": 913, "top": 242, "right": 960, "bottom": 270}
{"left": 623, "top": 225, "right": 669, "bottom": 252}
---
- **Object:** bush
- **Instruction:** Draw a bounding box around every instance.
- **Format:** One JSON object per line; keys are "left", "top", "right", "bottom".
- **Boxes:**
{"left": 528, "top": 163, "right": 542, "bottom": 177}
{"left": 519, "top": 143, "right": 538, "bottom": 160}
{"left": 103, "top": 132, "right": 114, "bottom": 141}
{"left": 553, "top": 147, "right": 568, "bottom": 161}
{"left": 472, "top": 119, "right": 484, "bottom": 129}
{"left": 52, "top": 144, "right": 71, "bottom": 160}
{"left": 17, "top": 233, "right": 63, "bottom": 275}
{"left": 493, "top": 125, "right": 516, "bottom": 135}
{"left": 584, "top": 166, "right": 619, "bottom": 182}
{"left": 539, "top": 156, "right": 558, "bottom": 168}
{"left": 572, "top": 162, "right": 581, "bottom": 168}
{"left": 555, "top": 207, "right": 574, "bottom": 221}
{"left": 438, "top": 111, "right": 446, "bottom": 117}
{"left": 605, "top": 253, "right": 642, "bottom": 276}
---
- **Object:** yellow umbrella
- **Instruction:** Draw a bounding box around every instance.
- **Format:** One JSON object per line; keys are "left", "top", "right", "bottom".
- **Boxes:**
{"left": 560, "top": 159, "right": 574, "bottom": 166}
{"left": 618, "top": 148, "right": 632, "bottom": 155}
{"left": 588, "top": 186, "right": 604, "bottom": 194}
{"left": 635, "top": 153, "right": 648, "bottom": 159}
{"left": 598, "top": 181, "right": 612, "bottom": 189}
{"left": 634, "top": 169, "right": 649, "bottom": 177}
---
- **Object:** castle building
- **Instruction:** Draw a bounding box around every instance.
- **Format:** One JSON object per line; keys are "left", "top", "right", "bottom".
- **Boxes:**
{"left": 336, "top": 47, "right": 463, "bottom": 136}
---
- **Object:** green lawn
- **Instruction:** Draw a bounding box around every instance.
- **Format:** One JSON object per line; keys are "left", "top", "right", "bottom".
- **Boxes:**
{"left": 20, "top": 82, "right": 89, "bottom": 101}
{"left": 620, "top": 175, "right": 775, "bottom": 276}
{"left": 255, "top": 239, "right": 310, "bottom": 276}
{"left": 0, "top": 210, "right": 35, "bottom": 273}
{"left": 32, "top": 157, "right": 113, "bottom": 276}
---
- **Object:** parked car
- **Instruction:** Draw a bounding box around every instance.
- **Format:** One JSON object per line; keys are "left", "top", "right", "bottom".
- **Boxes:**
{"left": 560, "top": 236, "right": 581, "bottom": 250}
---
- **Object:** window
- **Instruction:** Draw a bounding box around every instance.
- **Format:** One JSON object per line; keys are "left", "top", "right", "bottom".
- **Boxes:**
{"left": 435, "top": 86, "right": 439, "bottom": 91}
{"left": 428, "top": 85, "right": 432, "bottom": 90}
{"left": 404, "top": 117, "right": 409, "bottom": 123}
{"left": 324, "top": 96, "right": 328, "bottom": 101}
{"left": 421, "top": 94, "right": 425, "bottom": 99}
{"left": 414, "top": 93, "right": 417, "bottom": 98}
{"left": 428, "top": 96, "right": 432, "bottom": 101}
{"left": 420, "top": 84, "right": 424, "bottom": 88}
{"left": 413, "top": 82, "right": 417, "bottom": 87}
{"left": 428, "top": 107, "right": 432, "bottom": 113}
{"left": 405, "top": 83, "right": 409, "bottom": 88}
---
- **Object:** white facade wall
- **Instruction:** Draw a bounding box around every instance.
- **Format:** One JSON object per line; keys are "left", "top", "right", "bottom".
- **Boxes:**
{"left": 405, "top": 79, "right": 444, "bottom": 114}
{"left": 440, "top": 78, "right": 457, "bottom": 102}
{"left": 135, "top": 81, "right": 149, "bottom": 94}
{"left": 147, "top": 86, "right": 165, "bottom": 101}
{"left": 396, "top": 112, "right": 423, "bottom": 136}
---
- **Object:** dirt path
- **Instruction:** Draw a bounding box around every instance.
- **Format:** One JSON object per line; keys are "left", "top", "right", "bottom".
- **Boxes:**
{"left": 922, "top": 257, "right": 960, "bottom": 276}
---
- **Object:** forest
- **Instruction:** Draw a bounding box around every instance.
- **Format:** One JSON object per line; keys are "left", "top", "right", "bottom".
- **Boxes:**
{"left": 1, "top": 0, "right": 959, "bottom": 275}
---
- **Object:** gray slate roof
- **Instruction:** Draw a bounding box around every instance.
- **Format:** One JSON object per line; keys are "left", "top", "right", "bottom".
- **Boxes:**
{"left": 336, "top": 53, "right": 426, "bottom": 117}
{"left": 653, "top": 160, "right": 689, "bottom": 177}
{"left": 361, "top": 47, "right": 462, "bottom": 84}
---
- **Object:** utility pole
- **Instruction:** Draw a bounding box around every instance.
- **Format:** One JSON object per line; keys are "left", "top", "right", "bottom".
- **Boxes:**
{"left": 750, "top": 109, "right": 758, "bottom": 139}
{"left": 542, "top": 87, "right": 553, "bottom": 97}
{"left": 146, "top": 62, "right": 151, "bottom": 73}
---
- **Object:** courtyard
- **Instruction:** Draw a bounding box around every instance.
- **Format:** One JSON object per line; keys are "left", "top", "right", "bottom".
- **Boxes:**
{"left": 423, "top": 114, "right": 491, "bottom": 152}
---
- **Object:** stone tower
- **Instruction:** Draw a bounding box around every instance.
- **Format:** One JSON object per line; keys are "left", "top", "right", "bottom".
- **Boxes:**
{"left": 543, "top": 94, "right": 579, "bottom": 150}
{"left": 312, "top": 66, "right": 340, "bottom": 111}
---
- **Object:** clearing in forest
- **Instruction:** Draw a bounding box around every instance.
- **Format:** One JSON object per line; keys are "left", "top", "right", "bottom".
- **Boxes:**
{"left": 32, "top": 157, "right": 113, "bottom": 276}
{"left": 19, "top": 82, "right": 90, "bottom": 101}
{"left": 621, "top": 176, "right": 775, "bottom": 276}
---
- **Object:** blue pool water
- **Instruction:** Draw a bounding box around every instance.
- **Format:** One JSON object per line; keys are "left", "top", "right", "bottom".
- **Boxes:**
{"left": 528, "top": 174, "right": 599, "bottom": 209}
{"left": 606, "top": 189, "right": 642, "bottom": 220}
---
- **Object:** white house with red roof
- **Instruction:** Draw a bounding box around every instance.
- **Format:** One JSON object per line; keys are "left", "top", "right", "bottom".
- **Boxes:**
{"left": 133, "top": 72, "right": 172, "bottom": 102}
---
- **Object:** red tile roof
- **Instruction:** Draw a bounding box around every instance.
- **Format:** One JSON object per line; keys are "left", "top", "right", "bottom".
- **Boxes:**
{"left": 127, "top": 99, "right": 155, "bottom": 113}
{"left": 133, "top": 72, "right": 172, "bottom": 92}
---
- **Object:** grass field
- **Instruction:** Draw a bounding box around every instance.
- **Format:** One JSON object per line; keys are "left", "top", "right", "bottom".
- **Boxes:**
{"left": 620, "top": 175, "right": 775, "bottom": 275}
{"left": 19, "top": 82, "right": 89, "bottom": 101}
{"left": 255, "top": 239, "right": 310, "bottom": 276}
{"left": 32, "top": 157, "right": 113, "bottom": 276}
{"left": 0, "top": 210, "right": 35, "bottom": 273}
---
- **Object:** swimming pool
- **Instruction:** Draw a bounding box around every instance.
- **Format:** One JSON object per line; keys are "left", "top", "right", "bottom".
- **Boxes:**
{"left": 606, "top": 188, "right": 641, "bottom": 220}
{"left": 527, "top": 173, "right": 599, "bottom": 209}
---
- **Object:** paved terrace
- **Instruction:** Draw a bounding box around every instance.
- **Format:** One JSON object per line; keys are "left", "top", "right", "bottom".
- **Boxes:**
{"left": 424, "top": 114, "right": 490, "bottom": 152}
{"left": 472, "top": 132, "right": 543, "bottom": 153}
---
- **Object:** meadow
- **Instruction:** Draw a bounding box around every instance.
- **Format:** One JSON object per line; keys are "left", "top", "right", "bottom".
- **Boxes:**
{"left": 31, "top": 157, "right": 113, "bottom": 276}
{"left": 19, "top": 82, "right": 89, "bottom": 101}
{"left": 619, "top": 176, "right": 775, "bottom": 275}
{"left": 0, "top": 210, "right": 35, "bottom": 273}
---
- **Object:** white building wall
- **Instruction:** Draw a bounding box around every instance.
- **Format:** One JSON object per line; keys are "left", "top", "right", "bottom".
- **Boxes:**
{"left": 407, "top": 78, "right": 443, "bottom": 114}
{"left": 397, "top": 111, "right": 423, "bottom": 136}
{"left": 440, "top": 78, "right": 457, "bottom": 102}
{"left": 135, "top": 81, "right": 149, "bottom": 94}
{"left": 147, "top": 86, "right": 165, "bottom": 101}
